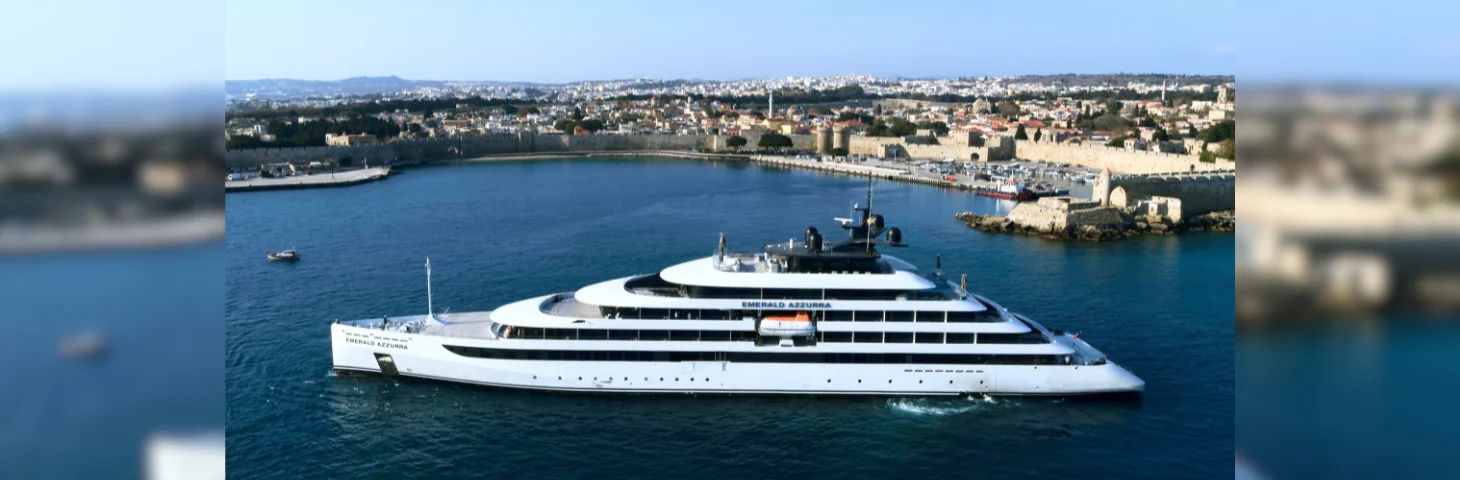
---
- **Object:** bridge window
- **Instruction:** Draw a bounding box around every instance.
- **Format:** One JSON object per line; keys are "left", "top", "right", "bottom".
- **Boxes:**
{"left": 823, "top": 332, "right": 853, "bottom": 343}
{"left": 853, "top": 332, "right": 883, "bottom": 343}
{"left": 578, "top": 329, "right": 609, "bottom": 340}
{"left": 915, "top": 332, "right": 945, "bottom": 344}
{"left": 699, "top": 309, "right": 731, "bottom": 320}
{"left": 853, "top": 311, "right": 883, "bottom": 322}
{"left": 978, "top": 333, "right": 1020, "bottom": 344}
{"left": 915, "top": 311, "right": 945, "bottom": 322}
{"left": 670, "top": 330, "right": 700, "bottom": 341}
{"left": 642, "top": 309, "right": 669, "bottom": 320}
{"left": 701, "top": 331, "right": 732, "bottom": 341}
{"left": 884, "top": 332, "right": 914, "bottom": 343}
{"left": 946, "top": 333, "right": 974, "bottom": 344}
{"left": 609, "top": 329, "right": 638, "bottom": 340}
{"left": 825, "top": 310, "right": 854, "bottom": 322}
{"left": 886, "top": 311, "right": 914, "bottom": 322}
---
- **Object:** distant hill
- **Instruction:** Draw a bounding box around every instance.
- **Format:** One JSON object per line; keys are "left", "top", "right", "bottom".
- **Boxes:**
{"left": 225, "top": 76, "right": 449, "bottom": 98}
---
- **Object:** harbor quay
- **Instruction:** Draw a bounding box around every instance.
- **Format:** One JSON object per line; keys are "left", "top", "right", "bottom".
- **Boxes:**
{"left": 225, "top": 166, "right": 391, "bottom": 193}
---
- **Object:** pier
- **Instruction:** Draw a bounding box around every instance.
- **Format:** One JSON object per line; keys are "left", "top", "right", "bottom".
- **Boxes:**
{"left": 224, "top": 167, "right": 391, "bottom": 193}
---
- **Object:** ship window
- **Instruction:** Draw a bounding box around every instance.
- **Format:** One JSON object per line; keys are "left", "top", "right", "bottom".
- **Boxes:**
{"left": 670, "top": 330, "right": 700, "bottom": 341}
{"left": 701, "top": 331, "right": 733, "bottom": 341}
{"left": 616, "top": 308, "right": 640, "bottom": 319}
{"left": 915, "top": 332, "right": 945, "bottom": 344}
{"left": 636, "top": 330, "right": 667, "bottom": 341}
{"left": 762, "top": 289, "right": 799, "bottom": 300}
{"left": 947, "top": 311, "right": 980, "bottom": 323}
{"left": 608, "top": 329, "right": 637, "bottom": 340}
{"left": 642, "top": 309, "right": 669, "bottom": 320}
{"left": 946, "top": 333, "right": 974, "bottom": 344}
{"left": 853, "top": 311, "right": 882, "bottom": 322}
{"left": 825, "top": 310, "right": 854, "bottom": 322}
{"left": 915, "top": 311, "right": 945, "bottom": 322}
{"left": 607, "top": 351, "right": 624, "bottom": 361}
{"left": 699, "top": 309, "right": 731, "bottom": 320}
{"left": 822, "top": 332, "right": 852, "bottom": 343}
{"left": 884, "top": 332, "right": 914, "bottom": 343}
{"left": 853, "top": 332, "right": 883, "bottom": 343}
{"left": 525, "top": 350, "right": 543, "bottom": 360}
{"left": 546, "top": 350, "right": 562, "bottom": 360}
{"left": 578, "top": 329, "right": 608, "bottom": 340}
{"left": 978, "top": 333, "right": 1020, "bottom": 344}
{"left": 886, "top": 311, "right": 914, "bottom": 322}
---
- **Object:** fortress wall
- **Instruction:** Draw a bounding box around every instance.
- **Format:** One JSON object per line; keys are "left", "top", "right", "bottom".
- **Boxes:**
{"left": 1107, "top": 174, "right": 1235, "bottom": 215}
{"left": 1014, "top": 140, "right": 1235, "bottom": 174}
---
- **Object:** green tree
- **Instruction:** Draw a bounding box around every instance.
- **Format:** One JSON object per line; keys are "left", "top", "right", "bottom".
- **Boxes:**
{"left": 867, "top": 119, "right": 890, "bottom": 137}
{"left": 918, "top": 121, "right": 950, "bottom": 135}
{"left": 1033, "top": 128, "right": 1042, "bottom": 142}
{"left": 503, "top": 105, "right": 518, "bottom": 115}
{"left": 1187, "top": 125, "right": 1199, "bottom": 137}
{"left": 725, "top": 135, "right": 747, "bottom": 150}
{"left": 888, "top": 119, "right": 918, "bottom": 137}
{"left": 1200, "top": 119, "right": 1236, "bottom": 143}
{"left": 1107, "top": 135, "right": 1128, "bottom": 147}
{"left": 553, "top": 119, "right": 577, "bottom": 133}
{"left": 1014, "top": 124, "right": 1028, "bottom": 140}
{"left": 525, "top": 106, "right": 541, "bottom": 114}
{"left": 579, "top": 119, "right": 605, "bottom": 133}
{"left": 1199, "top": 149, "right": 1217, "bottom": 163}
{"left": 408, "top": 123, "right": 423, "bottom": 134}
{"left": 1093, "top": 113, "right": 1133, "bottom": 132}
{"left": 757, "top": 133, "right": 794, "bottom": 149}
{"left": 571, "top": 107, "right": 584, "bottom": 121}
{"left": 1152, "top": 127, "right": 1170, "bottom": 143}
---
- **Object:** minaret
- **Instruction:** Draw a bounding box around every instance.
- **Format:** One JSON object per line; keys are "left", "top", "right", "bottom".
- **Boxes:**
{"left": 768, "top": 90, "right": 774, "bottom": 119}
{"left": 1161, "top": 80, "right": 1167, "bottom": 102}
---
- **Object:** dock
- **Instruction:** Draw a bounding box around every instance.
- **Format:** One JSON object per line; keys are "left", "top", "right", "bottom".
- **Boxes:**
{"left": 224, "top": 167, "right": 391, "bottom": 193}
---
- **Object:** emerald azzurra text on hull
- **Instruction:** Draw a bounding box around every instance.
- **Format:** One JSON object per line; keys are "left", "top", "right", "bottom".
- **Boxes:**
{"left": 331, "top": 186, "right": 1144, "bottom": 396}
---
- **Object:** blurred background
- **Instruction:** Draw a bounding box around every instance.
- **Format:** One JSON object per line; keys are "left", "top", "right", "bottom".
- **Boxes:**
{"left": 0, "top": 2, "right": 224, "bottom": 479}
{"left": 1236, "top": 1, "right": 1460, "bottom": 478}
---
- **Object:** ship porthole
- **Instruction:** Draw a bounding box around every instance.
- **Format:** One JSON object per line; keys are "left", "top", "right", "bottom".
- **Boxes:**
{"left": 858, "top": 379, "right": 862, "bottom": 383}
{"left": 578, "top": 377, "right": 582, "bottom": 380}
{"left": 919, "top": 380, "right": 924, "bottom": 384}
{"left": 826, "top": 379, "right": 831, "bottom": 383}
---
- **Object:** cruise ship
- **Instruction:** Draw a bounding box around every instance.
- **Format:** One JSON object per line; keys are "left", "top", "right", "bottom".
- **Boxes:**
{"left": 330, "top": 189, "right": 1145, "bottom": 396}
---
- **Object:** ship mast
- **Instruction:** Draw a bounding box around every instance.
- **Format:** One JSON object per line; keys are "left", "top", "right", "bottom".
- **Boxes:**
{"left": 865, "top": 176, "right": 873, "bottom": 252}
{"left": 425, "top": 257, "right": 433, "bottom": 318}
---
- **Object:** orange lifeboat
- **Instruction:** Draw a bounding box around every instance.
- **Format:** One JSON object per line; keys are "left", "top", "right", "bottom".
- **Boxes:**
{"left": 759, "top": 312, "right": 814, "bottom": 336}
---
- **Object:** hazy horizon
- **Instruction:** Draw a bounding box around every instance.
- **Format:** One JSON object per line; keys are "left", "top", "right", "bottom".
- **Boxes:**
{"left": 224, "top": 72, "right": 1236, "bottom": 83}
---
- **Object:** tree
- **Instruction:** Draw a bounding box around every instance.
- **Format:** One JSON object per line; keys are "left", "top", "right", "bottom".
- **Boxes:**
{"left": 503, "top": 105, "right": 519, "bottom": 115}
{"left": 757, "top": 133, "right": 793, "bottom": 149}
{"left": 1093, "top": 113, "right": 1133, "bottom": 132}
{"left": 579, "top": 119, "right": 605, "bottom": 133}
{"left": 726, "top": 135, "right": 747, "bottom": 150}
{"left": 553, "top": 119, "right": 577, "bottom": 133}
{"left": 408, "top": 123, "right": 423, "bottom": 134}
{"left": 1152, "top": 127, "right": 1170, "bottom": 143}
{"left": 571, "top": 107, "right": 584, "bottom": 121}
{"left": 1200, "top": 119, "right": 1236, "bottom": 143}
{"left": 888, "top": 119, "right": 919, "bottom": 137}
{"left": 525, "top": 106, "right": 541, "bottom": 114}
{"left": 1107, "top": 135, "right": 1129, "bottom": 147}
{"left": 1014, "top": 124, "right": 1028, "bottom": 140}
{"left": 866, "top": 119, "right": 890, "bottom": 137}
{"left": 1033, "top": 128, "right": 1042, "bottom": 142}
{"left": 918, "top": 121, "right": 950, "bottom": 135}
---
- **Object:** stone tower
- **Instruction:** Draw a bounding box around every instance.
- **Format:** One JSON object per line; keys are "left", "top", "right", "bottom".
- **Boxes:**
{"left": 832, "top": 126, "right": 850, "bottom": 152}
{"left": 1094, "top": 167, "right": 1112, "bottom": 206}
{"left": 816, "top": 126, "right": 833, "bottom": 154}
{"left": 1218, "top": 84, "right": 1229, "bottom": 104}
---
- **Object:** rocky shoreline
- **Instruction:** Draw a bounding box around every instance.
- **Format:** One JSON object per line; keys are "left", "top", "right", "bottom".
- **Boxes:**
{"left": 955, "top": 210, "right": 1235, "bottom": 241}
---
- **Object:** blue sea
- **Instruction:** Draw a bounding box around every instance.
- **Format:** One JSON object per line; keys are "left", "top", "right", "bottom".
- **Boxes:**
{"left": 224, "top": 158, "right": 1235, "bottom": 478}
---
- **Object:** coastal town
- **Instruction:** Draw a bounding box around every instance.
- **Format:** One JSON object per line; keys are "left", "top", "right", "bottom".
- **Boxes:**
{"left": 225, "top": 74, "right": 1236, "bottom": 163}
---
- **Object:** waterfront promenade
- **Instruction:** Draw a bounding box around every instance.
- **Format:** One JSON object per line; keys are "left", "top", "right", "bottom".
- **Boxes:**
{"left": 224, "top": 167, "right": 391, "bottom": 193}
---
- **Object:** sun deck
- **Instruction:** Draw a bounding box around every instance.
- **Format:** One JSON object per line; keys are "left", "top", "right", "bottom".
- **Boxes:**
{"left": 340, "top": 311, "right": 500, "bottom": 340}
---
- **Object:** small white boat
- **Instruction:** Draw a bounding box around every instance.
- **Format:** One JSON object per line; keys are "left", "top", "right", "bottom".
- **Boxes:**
{"left": 267, "top": 249, "right": 300, "bottom": 261}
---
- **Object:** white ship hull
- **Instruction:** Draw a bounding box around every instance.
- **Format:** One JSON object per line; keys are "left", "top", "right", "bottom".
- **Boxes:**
{"left": 331, "top": 320, "right": 1144, "bottom": 396}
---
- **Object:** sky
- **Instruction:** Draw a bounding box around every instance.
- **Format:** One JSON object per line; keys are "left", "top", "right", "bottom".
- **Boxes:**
{"left": 222, "top": 0, "right": 1238, "bottom": 82}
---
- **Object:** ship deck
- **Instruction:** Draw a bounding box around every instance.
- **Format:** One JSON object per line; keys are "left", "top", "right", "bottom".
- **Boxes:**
{"left": 340, "top": 311, "right": 499, "bottom": 340}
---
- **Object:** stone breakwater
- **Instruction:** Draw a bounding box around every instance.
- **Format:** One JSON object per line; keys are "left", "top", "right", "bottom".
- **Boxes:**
{"left": 955, "top": 209, "right": 1235, "bottom": 241}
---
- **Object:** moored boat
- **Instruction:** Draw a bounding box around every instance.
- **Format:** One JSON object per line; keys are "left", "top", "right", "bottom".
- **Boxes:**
{"left": 268, "top": 249, "right": 300, "bottom": 261}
